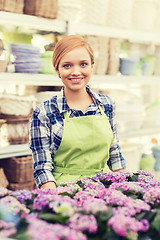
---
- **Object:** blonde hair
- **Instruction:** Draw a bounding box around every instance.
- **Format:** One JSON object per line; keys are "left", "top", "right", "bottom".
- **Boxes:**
{"left": 52, "top": 35, "right": 94, "bottom": 71}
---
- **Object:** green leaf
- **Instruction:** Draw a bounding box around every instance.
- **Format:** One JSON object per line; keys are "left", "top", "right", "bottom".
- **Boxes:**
{"left": 130, "top": 173, "right": 139, "bottom": 182}
{"left": 38, "top": 212, "right": 69, "bottom": 224}
{"left": 59, "top": 192, "right": 74, "bottom": 198}
{"left": 11, "top": 218, "right": 28, "bottom": 240}
{"left": 151, "top": 209, "right": 160, "bottom": 234}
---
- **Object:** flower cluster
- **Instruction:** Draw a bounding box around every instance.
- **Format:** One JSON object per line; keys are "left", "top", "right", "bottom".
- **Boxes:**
{"left": 143, "top": 187, "right": 160, "bottom": 206}
{"left": 9, "top": 189, "right": 32, "bottom": 203}
{"left": 26, "top": 214, "right": 87, "bottom": 240}
{"left": 92, "top": 171, "right": 132, "bottom": 183}
{"left": 107, "top": 214, "right": 149, "bottom": 239}
{"left": 0, "top": 220, "right": 16, "bottom": 239}
{"left": 0, "top": 170, "right": 160, "bottom": 240}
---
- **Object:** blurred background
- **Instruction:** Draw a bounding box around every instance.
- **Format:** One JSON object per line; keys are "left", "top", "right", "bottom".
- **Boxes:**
{"left": 1, "top": 0, "right": 160, "bottom": 190}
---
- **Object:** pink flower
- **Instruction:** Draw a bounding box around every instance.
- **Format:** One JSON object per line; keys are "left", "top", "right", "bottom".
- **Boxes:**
{"left": 143, "top": 187, "right": 160, "bottom": 205}
{"left": 107, "top": 214, "right": 148, "bottom": 237}
{"left": 68, "top": 213, "right": 98, "bottom": 233}
{"left": 26, "top": 214, "right": 87, "bottom": 240}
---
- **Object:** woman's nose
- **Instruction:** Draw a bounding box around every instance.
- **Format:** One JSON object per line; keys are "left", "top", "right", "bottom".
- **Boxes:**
{"left": 71, "top": 66, "right": 81, "bottom": 75}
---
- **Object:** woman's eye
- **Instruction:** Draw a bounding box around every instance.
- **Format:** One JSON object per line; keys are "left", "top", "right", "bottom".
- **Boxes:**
{"left": 63, "top": 64, "right": 70, "bottom": 68}
{"left": 81, "top": 62, "right": 87, "bottom": 67}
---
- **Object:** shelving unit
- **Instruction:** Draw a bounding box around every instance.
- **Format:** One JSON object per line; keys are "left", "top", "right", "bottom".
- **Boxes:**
{"left": 0, "top": 144, "right": 31, "bottom": 159}
{"left": 0, "top": 72, "right": 62, "bottom": 86}
{"left": 67, "top": 21, "right": 160, "bottom": 45}
{"left": 1, "top": 126, "right": 160, "bottom": 160}
{"left": 0, "top": 11, "right": 66, "bottom": 33}
{"left": 0, "top": 11, "right": 160, "bottom": 159}
{"left": 1, "top": 73, "right": 160, "bottom": 87}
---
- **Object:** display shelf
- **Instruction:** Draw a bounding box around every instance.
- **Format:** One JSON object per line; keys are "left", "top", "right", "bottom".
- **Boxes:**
{"left": 119, "top": 127, "right": 160, "bottom": 139}
{"left": 0, "top": 73, "right": 160, "bottom": 86}
{"left": 1, "top": 11, "right": 160, "bottom": 44}
{"left": 0, "top": 127, "right": 160, "bottom": 159}
{"left": 68, "top": 22, "right": 160, "bottom": 44}
{"left": 0, "top": 73, "right": 63, "bottom": 86}
{"left": 90, "top": 75, "right": 160, "bottom": 86}
{"left": 0, "top": 144, "right": 31, "bottom": 159}
{"left": 0, "top": 11, "right": 66, "bottom": 33}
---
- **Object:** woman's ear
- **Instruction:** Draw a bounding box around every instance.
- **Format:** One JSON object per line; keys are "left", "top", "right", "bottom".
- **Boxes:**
{"left": 91, "top": 64, "right": 94, "bottom": 72}
{"left": 56, "top": 70, "right": 61, "bottom": 78}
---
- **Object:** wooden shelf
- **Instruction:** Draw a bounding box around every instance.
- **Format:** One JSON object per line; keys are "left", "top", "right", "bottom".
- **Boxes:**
{"left": 68, "top": 22, "right": 160, "bottom": 44}
{"left": 0, "top": 73, "right": 63, "bottom": 86}
{"left": 0, "top": 11, "right": 66, "bottom": 33}
{"left": 0, "top": 73, "right": 160, "bottom": 87}
{"left": 0, "top": 144, "right": 31, "bottom": 159}
{"left": 0, "top": 128, "right": 160, "bottom": 159}
{"left": 119, "top": 127, "right": 160, "bottom": 139}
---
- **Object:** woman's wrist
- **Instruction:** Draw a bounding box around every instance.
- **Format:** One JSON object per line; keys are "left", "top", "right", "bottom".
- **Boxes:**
{"left": 40, "top": 181, "right": 56, "bottom": 189}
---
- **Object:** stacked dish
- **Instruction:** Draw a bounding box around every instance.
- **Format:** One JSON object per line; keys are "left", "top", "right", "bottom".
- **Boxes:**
{"left": 10, "top": 43, "right": 42, "bottom": 73}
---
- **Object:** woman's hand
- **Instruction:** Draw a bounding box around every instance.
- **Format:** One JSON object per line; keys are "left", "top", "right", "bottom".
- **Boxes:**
{"left": 113, "top": 168, "right": 126, "bottom": 172}
{"left": 40, "top": 181, "right": 56, "bottom": 189}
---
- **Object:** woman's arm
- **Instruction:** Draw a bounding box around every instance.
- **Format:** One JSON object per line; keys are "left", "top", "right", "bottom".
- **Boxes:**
{"left": 29, "top": 106, "right": 56, "bottom": 188}
{"left": 107, "top": 100, "right": 127, "bottom": 171}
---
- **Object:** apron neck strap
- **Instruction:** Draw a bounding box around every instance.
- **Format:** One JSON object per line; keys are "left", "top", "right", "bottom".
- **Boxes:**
{"left": 63, "top": 104, "right": 104, "bottom": 119}
{"left": 98, "top": 105, "right": 105, "bottom": 115}
{"left": 63, "top": 110, "right": 69, "bottom": 119}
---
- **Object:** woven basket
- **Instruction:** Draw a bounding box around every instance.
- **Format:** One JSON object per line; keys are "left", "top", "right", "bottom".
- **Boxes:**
{"left": 0, "top": 119, "right": 8, "bottom": 147}
{"left": 0, "top": 168, "right": 9, "bottom": 187}
{"left": 8, "top": 181, "right": 36, "bottom": 191}
{"left": 0, "top": 60, "right": 8, "bottom": 72}
{"left": 58, "top": 0, "right": 81, "bottom": 22}
{"left": 35, "top": 91, "right": 61, "bottom": 105}
{"left": 0, "top": 0, "right": 24, "bottom": 13}
{"left": 132, "top": 0, "right": 158, "bottom": 32}
{"left": 154, "top": 2, "right": 160, "bottom": 32}
{"left": 106, "top": 0, "right": 133, "bottom": 29}
{"left": 2, "top": 156, "right": 34, "bottom": 183}
{"left": 0, "top": 94, "right": 35, "bottom": 116}
{"left": 23, "top": 0, "right": 58, "bottom": 19}
{"left": 2, "top": 115, "right": 30, "bottom": 144}
{"left": 80, "top": 0, "right": 109, "bottom": 25}
{"left": 95, "top": 37, "right": 109, "bottom": 75}
{"left": 107, "top": 39, "right": 120, "bottom": 75}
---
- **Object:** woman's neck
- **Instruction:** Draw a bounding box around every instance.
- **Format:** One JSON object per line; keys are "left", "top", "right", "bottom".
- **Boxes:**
{"left": 64, "top": 87, "right": 93, "bottom": 113}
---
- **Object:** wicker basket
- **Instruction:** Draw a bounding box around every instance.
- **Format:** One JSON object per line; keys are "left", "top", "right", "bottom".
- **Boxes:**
{"left": 23, "top": 0, "right": 58, "bottom": 19}
{"left": 106, "top": 0, "right": 133, "bottom": 29}
{"left": 8, "top": 181, "right": 36, "bottom": 191}
{"left": 0, "top": 60, "right": 8, "bottom": 72}
{"left": 132, "top": 0, "right": 159, "bottom": 32}
{"left": 0, "top": 168, "right": 9, "bottom": 187}
{"left": 107, "top": 39, "right": 120, "bottom": 75}
{"left": 58, "top": 0, "right": 81, "bottom": 21}
{"left": 2, "top": 155, "right": 34, "bottom": 183}
{"left": 2, "top": 115, "right": 30, "bottom": 144}
{"left": 0, "top": 119, "right": 8, "bottom": 147}
{"left": 80, "top": 0, "right": 109, "bottom": 25}
{"left": 0, "top": 0, "right": 24, "bottom": 13}
{"left": 35, "top": 91, "right": 61, "bottom": 105}
{"left": 0, "top": 94, "right": 35, "bottom": 116}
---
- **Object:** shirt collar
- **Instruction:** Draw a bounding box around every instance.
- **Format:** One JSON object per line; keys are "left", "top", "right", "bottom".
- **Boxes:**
{"left": 57, "top": 86, "right": 103, "bottom": 114}
{"left": 86, "top": 86, "right": 103, "bottom": 106}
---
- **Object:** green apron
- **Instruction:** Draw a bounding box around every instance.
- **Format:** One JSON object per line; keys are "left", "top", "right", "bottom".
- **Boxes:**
{"left": 52, "top": 105, "right": 113, "bottom": 185}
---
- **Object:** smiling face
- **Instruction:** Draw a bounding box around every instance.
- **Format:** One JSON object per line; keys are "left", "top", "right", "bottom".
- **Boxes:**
{"left": 57, "top": 46, "right": 93, "bottom": 93}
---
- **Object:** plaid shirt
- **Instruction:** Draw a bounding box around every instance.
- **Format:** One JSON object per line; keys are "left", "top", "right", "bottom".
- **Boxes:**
{"left": 29, "top": 87, "right": 126, "bottom": 187}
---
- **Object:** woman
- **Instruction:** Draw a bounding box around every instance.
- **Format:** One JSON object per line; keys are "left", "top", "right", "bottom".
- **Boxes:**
{"left": 29, "top": 35, "right": 126, "bottom": 189}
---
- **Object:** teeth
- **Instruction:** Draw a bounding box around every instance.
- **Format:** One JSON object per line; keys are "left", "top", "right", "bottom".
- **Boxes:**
{"left": 71, "top": 79, "right": 81, "bottom": 82}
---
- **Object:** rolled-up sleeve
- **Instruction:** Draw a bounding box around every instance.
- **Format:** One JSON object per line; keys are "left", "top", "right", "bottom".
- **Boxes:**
{"left": 107, "top": 101, "right": 126, "bottom": 171}
{"left": 29, "top": 106, "right": 56, "bottom": 188}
